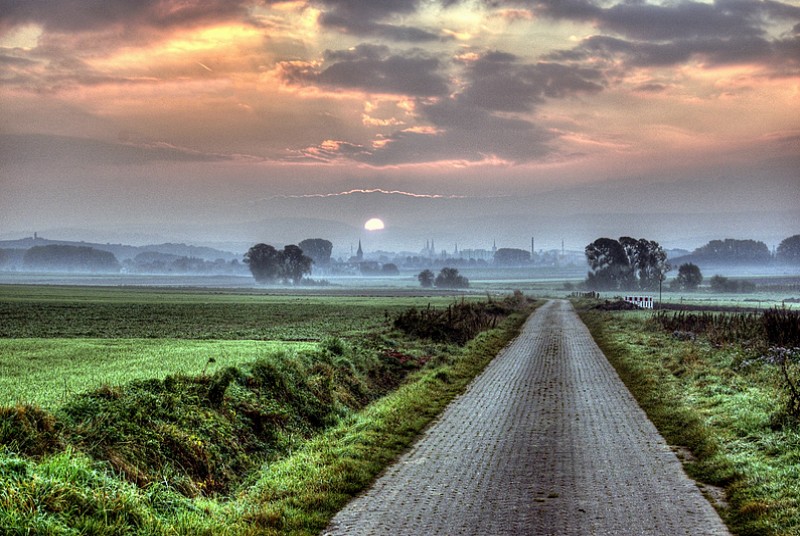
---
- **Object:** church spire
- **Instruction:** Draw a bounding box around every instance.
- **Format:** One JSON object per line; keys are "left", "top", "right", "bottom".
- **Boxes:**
{"left": 356, "top": 239, "right": 363, "bottom": 261}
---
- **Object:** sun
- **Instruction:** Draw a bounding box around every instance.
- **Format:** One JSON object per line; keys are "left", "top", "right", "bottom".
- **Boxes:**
{"left": 364, "top": 218, "right": 385, "bottom": 231}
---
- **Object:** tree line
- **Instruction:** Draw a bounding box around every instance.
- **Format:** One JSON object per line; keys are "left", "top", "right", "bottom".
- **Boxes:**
{"left": 585, "top": 237, "right": 670, "bottom": 291}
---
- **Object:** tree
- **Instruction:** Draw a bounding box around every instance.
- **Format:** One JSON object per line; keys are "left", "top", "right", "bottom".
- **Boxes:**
{"left": 586, "top": 237, "right": 669, "bottom": 291}
{"left": 585, "top": 238, "right": 631, "bottom": 290}
{"left": 690, "top": 239, "right": 771, "bottom": 264}
{"left": 434, "top": 267, "right": 469, "bottom": 289}
{"left": 298, "top": 238, "right": 333, "bottom": 267}
{"left": 244, "top": 243, "right": 313, "bottom": 284}
{"left": 22, "top": 245, "right": 120, "bottom": 273}
{"left": 671, "top": 263, "right": 703, "bottom": 291}
{"left": 627, "top": 238, "right": 670, "bottom": 290}
{"left": 777, "top": 235, "right": 800, "bottom": 265}
{"left": 418, "top": 269, "right": 434, "bottom": 288}
{"left": 281, "top": 244, "right": 313, "bottom": 284}
{"left": 244, "top": 243, "right": 283, "bottom": 283}
{"left": 494, "top": 248, "right": 531, "bottom": 265}
{"left": 381, "top": 263, "right": 400, "bottom": 275}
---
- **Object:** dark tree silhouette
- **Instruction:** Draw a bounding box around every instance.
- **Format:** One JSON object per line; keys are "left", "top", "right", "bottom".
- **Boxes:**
{"left": 22, "top": 245, "right": 120, "bottom": 273}
{"left": 671, "top": 263, "right": 703, "bottom": 291}
{"left": 777, "top": 235, "right": 800, "bottom": 265}
{"left": 281, "top": 244, "right": 313, "bottom": 284}
{"left": 494, "top": 248, "right": 531, "bottom": 265}
{"left": 690, "top": 239, "right": 771, "bottom": 264}
{"left": 585, "top": 238, "right": 632, "bottom": 290}
{"left": 586, "top": 237, "right": 668, "bottom": 291}
{"left": 434, "top": 267, "right": 469, "bottom": 289}
{"left": 417, "top": 269, "right": 434, "bottom": 288}
{"left": 298, "top": 238, "right": 333, "bottom": 267}
{"left": 244, "top": 243, "right": 283, "bottom": 283}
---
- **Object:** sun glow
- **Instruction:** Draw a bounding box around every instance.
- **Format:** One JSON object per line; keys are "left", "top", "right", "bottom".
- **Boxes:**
{"left": 364, "top": 218, "right": 385, "bottom": 231}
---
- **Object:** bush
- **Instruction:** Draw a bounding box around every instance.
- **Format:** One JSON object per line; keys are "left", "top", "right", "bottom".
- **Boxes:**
{"left": 709, "top": 275, "right": 756, "bottom": 293}
{"left": 394, "top": 294, "right": 530, "bottom": 345}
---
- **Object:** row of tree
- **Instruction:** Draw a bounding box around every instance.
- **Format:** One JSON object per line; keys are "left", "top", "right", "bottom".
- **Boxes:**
{"left": 585, "top": 237, "right": 670, "bottom": 291}
{"left": 244, "top": 244, "right": 314, "bottom": 284}
{"left": 21, "top": 245, "right": 121, "bottom": 273}
{"left": 417, "top": 267, "right": 470, "bottom": 289}
{"left": 676, "top": 235, "right": 800, "bottom": 265}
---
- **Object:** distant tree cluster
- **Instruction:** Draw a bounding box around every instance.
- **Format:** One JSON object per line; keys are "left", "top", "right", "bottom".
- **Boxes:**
{"left": 22, "top": 245, "right": 120, "bottom": 273}
{"left": 298, "top": 238, "right": 333, "bottom": 267}
{"left": 670, "top": 263, "right": 703, "bottom": 291}
{"left": 687, "top": 238, "right": 771, "bottom": 265}
{"left": 777, "top": 235, "right": 800, "bottom": 265}
{"left": 123, "top": 252, "right": 244, "bottom": 275}
{"left": 244, "top": 243, "right": 313, "bottom": 284}
{"left": 585, "top": 237, "right": 669, "bottom": 291}
{"left": 417, "top": 267, "right": 469, "bottom": 289}
{"left": 709, "top": 275, "right": 756, "bottom": 293}
{"left": 494, "top": 248, "right": 531, "bottom": 266}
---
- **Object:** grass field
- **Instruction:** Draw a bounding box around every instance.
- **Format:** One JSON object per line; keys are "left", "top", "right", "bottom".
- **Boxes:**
{"left": 0, "top": 284, "right": 469, "bottom": 407}
{"left": 581, "top": 304, "right": 800, "bottom": 536}
{"left": 0, "top": 339, "right": 316, "bottom": 407}
{"left": 0, "top": 283, "right": 534, "bottom": 534}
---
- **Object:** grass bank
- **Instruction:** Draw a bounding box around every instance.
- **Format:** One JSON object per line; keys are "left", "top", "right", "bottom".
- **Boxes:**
{"left": 580, "top": 304, "right": 800, "bottom": 536}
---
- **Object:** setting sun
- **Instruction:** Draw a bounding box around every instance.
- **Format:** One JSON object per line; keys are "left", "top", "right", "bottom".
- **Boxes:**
{"left": 364, "top": 218, "right": 385, "bottom": 231}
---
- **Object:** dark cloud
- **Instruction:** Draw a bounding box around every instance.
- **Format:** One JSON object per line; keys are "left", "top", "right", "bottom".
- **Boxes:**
{"left": 457, "top": 52, "right": 604, "bottom": 112}
{"left": 369, "top": 101, "right": 555, "bottom": 165}
{"left": 0, "top": 0, "right": 256, "bottom": 34}
{"left": 313, "top": 0, "right": 441, "bottom": 41}
{"left": 292, "top": 49, "right": 606, "bottom": 165}
{"left": 280, "top": 44, "right": 449, "bottom": 97}
{"left": 529, "top": 0, "right": 800, "bottom": 41}
{"left": 548, "top": 33, "right": 797, "bottom": 72}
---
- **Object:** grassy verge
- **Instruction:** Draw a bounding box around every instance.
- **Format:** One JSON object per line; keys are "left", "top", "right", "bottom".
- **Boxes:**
{"left": 579, "top": 306, "right": 800, "bottom": 536}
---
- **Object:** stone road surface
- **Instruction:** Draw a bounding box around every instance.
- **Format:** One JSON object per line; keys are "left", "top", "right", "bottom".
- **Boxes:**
{"left": 322, "top": 299, "right": 731, "bottom": 535}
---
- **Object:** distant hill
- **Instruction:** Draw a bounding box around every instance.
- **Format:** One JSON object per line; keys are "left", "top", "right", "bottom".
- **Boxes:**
{"left": 0, "top": 236, "right": 239, "bottom": 262}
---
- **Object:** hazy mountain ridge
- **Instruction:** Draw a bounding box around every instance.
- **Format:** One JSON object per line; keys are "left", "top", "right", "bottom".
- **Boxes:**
{"left": 0, "top": 237, "right": 238, "bottom": 262}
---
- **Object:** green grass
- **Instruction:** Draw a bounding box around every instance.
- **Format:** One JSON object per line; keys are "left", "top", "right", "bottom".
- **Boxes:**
{"left": 0, "top": 284, "right": 479, "bottom": 339}
{"left": 0, "top": 284, "right": 535, "bottom": 534}
{"left": 581, "top": 307, "right": 800, "bottom": 536}
{"left": 0, "top": 339, "right": 315, "bottom": 408}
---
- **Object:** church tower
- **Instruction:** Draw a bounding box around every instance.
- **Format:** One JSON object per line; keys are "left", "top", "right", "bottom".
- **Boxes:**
{"left": 356, "top": 240, "right": 363, "bottom": 261}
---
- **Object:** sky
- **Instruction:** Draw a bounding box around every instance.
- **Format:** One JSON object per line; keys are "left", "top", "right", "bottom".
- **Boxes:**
{"left": 1, "top": 0, "right": 798, "bottom": 254}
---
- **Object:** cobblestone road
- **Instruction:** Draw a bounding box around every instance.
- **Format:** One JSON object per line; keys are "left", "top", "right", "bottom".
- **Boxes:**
{"left": 322, "top": 300, "right": 730, "bottom": 535}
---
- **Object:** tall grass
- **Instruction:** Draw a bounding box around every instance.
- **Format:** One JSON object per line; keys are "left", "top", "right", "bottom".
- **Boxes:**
{"left": 584, "top": 306, "right": 800, "bottom": 535}
{"left": 648, "top": 307, "right": 800, "bottom": 348}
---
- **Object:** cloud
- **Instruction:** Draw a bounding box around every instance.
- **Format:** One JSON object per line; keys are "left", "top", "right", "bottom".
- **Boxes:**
{"left": 456, "top": 51, "right": 604, "bottom": 112}
{"left": 529, "top": 0, "right": 800, "bottom": 41}
{"left": 312, "top": 0, "right": 441, "bottom": 42}
{"left": 548, "top": 32, "right": 798, "bottom": 74}
{"left": 529, "top": 0, "right": 800, "bottom": 77}
{"left": 264, "top": 188, "right": 484, "bottom": 199}
{"left": 0, "top": 0, "right": 254, "bottom": 34}
{"left": 279, "top": 44, "right": 450, "bottom": 97}
{"left": 289, "top": 48, "right": 607, "bottom": 166}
